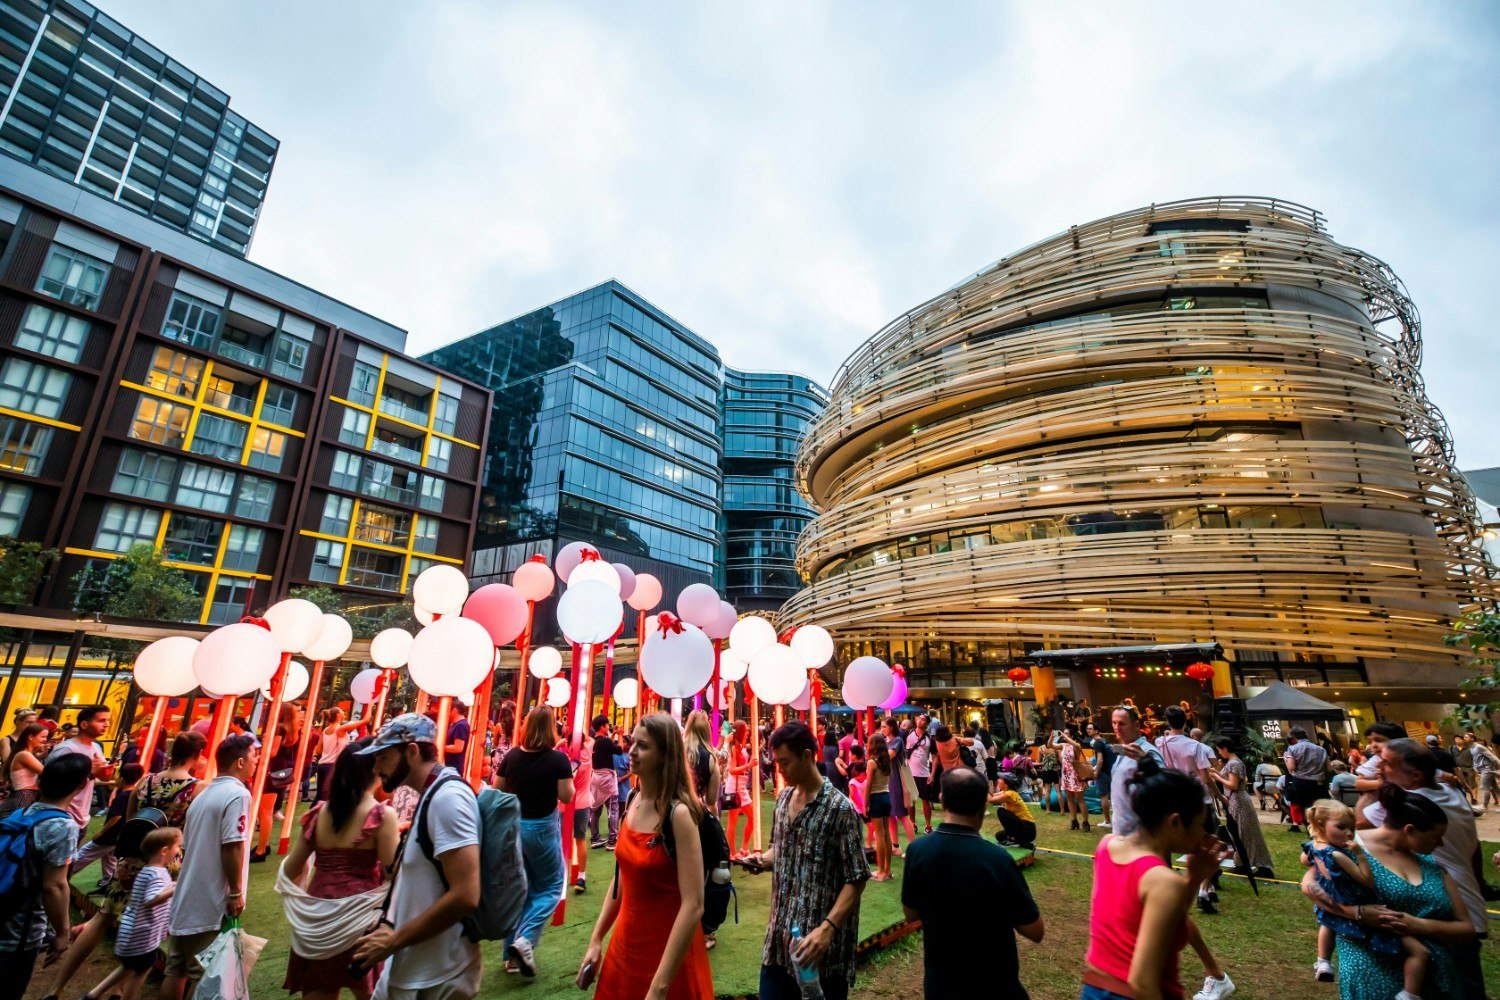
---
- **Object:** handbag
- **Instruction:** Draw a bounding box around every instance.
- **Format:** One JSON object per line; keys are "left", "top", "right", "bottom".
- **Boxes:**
{"left": 268, "top": 767, "right": 295, "bottom": 790}
{"left": 1073, "top": 752, "right": 1096, "bottom": 782}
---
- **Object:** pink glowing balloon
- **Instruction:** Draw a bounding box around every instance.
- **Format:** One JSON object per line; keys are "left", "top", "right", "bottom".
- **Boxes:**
{"left": 613, "top": 563, "right": 636, "bottom": 601}
{"left": 555, "top": 541, "right": 598, "bottom": 584}
{"left": 513, "top": 557, "right": 555, "bottom": 603}
{"left": 463, "top": 583, "right": 529, "bottom": 647}
{"left": 628, "top": 573, "right": 662, "bottom": 612}
{"left": 880, "top": 673, "right": 908, "bottom": 711}
{"left": 676, "top": 583, "right": 721, "bottom": 629}
{"left": 704, "top": 601, "right": 737, "bottom": 641}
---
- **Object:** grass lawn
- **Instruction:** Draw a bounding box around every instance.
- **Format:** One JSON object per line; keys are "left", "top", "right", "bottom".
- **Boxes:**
{"left": 37, "top": 797, "right": 1500, "bottom": 1000}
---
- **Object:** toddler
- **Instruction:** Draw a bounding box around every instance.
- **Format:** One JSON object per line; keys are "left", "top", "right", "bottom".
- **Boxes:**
{"left": 1303, "top": 799, "right": 1426, "bottom": 998}
{"left": 83, "top": 827, "right": 179, "bottom": 1000}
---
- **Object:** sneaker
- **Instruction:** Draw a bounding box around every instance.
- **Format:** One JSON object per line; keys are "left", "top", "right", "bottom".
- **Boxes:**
{"left": 590, "top": 839, "right": 607, "bottom": 849}
{"left": 507, "top": 937, "right": 537, "bottom": 978}
{"left": 1395, "top": 991, "right": 1422, "bottom": 1000}
{"left": 1195, "top": 894, "right": 1217, "bottom": 914}
{"left": 1194, "top": 973, "right": 1235, "bottom": 1000}
{"left": 606, "top": 842, "right": 616, "bottom": 851}
{"left": 1313, "top": 959, "right": 1335, "bottom": 982}
{"left": 274, "top": 810, "right": 285, "bottom": 821}
{"left": 1096, "top": 821, "right": 1112, "bottom": 830}
{"left": 573, "top": 876, "right": 587, "bottom": 894}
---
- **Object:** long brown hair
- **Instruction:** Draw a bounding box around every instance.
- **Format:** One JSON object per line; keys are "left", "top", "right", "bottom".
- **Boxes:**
{"left": 637, "top": 712, "right": 704, "bottom": 827}
{"left": 869, "top": 732, "right": 891, "bottom": 775}
{"left": 684, "top": 710, "right": 713, "bottom": 758}
{"left": 520, "top": 705, "right": 557, "bottom": 752}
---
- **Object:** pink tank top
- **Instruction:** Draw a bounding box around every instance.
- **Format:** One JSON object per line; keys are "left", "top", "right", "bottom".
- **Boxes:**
{"left": 1084, "top": 836, "right": 1187, "bottom": 999}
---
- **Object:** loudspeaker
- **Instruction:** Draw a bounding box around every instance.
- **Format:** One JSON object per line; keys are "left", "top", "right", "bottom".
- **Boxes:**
{"left": 1214, "top": 696, "right": 1248, "bottom": 753}
{"left": 985, "top": 701, "right": 1018, "bottom": 744}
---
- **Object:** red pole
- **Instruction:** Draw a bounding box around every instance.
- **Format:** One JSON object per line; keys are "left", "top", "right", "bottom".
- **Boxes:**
{"left": 464, "top": 648, "right": 497, "bottom": 790}
{"left": 203, "top": 695, "right": 235, "bottom": 781}
{"left": 137, "top": 696, "right": 167, "bottom": 767}
{"left": 512, "top": 601, "right": 534, "bottom": 751}
{"left": 751, "top": 690, "right": 763, "bottom": 852}
{"left": 809, "top": 671, "right": 821, "bottom": 748}
{"left": 710, "top": 639, "right": 723, "bottom": 747}
{"left": 372, "top": 667, "right": 394, "bottom": 728}
{"left": 601, "top": 637, "right": 616, "bottom": 723}
{"left": 774, "top": 704, "right": 787, "bottom": 794}
{"left": 278, "top": 658, "right": 326, "bottom": 854}
{"left": 245, "top": 651, "right": 292, "bottom": 854}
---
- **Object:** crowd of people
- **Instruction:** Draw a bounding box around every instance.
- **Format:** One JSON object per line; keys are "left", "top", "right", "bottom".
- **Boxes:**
{"left": 1, "top": 697, "right": 1498, "bottom": 1000}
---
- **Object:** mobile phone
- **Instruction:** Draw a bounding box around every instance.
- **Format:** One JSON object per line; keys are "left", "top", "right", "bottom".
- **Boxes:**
{"left": 576, "top": 960, "right": 597, "bottom": 989}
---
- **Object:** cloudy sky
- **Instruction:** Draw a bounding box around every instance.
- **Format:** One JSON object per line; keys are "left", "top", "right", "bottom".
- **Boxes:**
{"left": 115, "top": 1, "right": 1500, "bottom": 466}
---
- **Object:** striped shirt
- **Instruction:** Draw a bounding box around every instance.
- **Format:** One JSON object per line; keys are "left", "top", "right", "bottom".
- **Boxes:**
{"left": 116, "top": 865, "right": 172, "bottom": 957}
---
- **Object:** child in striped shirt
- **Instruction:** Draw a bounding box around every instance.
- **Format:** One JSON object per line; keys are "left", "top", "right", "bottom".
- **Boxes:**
{"left": 82, "top": 827, "right": 180, "bottom": 1000}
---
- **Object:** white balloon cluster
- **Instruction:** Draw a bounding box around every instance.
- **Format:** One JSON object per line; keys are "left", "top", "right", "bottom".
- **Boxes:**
{"left": 189, "top": 599, "right": 352, "bottom": 698}
{"left": 727, "top": 618, "right": 836, "bottom": 707}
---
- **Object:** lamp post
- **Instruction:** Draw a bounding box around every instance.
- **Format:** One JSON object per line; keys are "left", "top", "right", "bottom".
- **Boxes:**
{"left": 276, "top": 614, "right": 349, "bottom": 853}
{"left": 247, "top": 599, "right": 324, "bottom": 857}
{"left": 132, "top": 636, "right": 199, "bottom": 766}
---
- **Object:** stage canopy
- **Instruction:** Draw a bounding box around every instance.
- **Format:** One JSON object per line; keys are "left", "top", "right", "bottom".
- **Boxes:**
{"left": 1243, "top": 680, "right": 1346, "bottom": 721}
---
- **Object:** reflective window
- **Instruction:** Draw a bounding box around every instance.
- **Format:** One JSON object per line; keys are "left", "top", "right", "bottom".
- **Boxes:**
{"left": 175, "top": 462, "right": 235, "bottom": 512}
{"left": 0, "top": 359, "right": 71, "bottom": 418}
{"left": 349, "top": 362, "right": 380, "bottom": 405}
{"left": 36, "top": 245, "right": 109, "bottom": 310}
{"left": 16, "top": 304, "right": 89, "bottom": 363}
{"left": 246, "top": 429, "right": 286, "bottom": 472}
{"left": 419, "top": 475, "right": 446, "bottom": 512}
{"left": 412, "top": 516, "right": 438, "bottom": 553}
{"left": 433, "top": 394, "right": 458, "bottom": 435}
{"left": 260, "top": 385, "right": 298, "bottom": 426}
{"left": 310, "top": 539, "right": 343, "bottom": 583}
{"left": 0, "top": 418, "right": 52, "bottom": 476}
{"left": 271, "top": 332, "right": 310, "bottom": 381}
{"left": 112, "top": 448, "right": 178, "bottom": 502}
{"left": 188, "top": 413, "right": 245, "bottom": 461}
{"left": 130, "top": 397, "right": 190, "bottom": 449}
{"left": 145, "top": 348, "right": 203, "bottom": 399}
{"left": 161, "top": 291, "right": 222, "bottom": 349}
{"left": 208, "top": 577, "right": 254, "bottom": 624}
{"left": 354, "top": 503, "right": 410, "bottom": 548}
{"left": 321, "top": 494, "right": 353, "bottom": 535}
{"left": 221, "top": 524, "right": 263, "bottom": 572}
{"left": 346, "top": 547, "right": 401, "bottom": 591}
{"left": 162, "top": 513, "right": 220, "bottom": 565}
{"left": 96, "top": 502, "right": 160, "bottom": 553}
{"left": 338, "top": 407, "right": 369, "bottom": 448}
{"left": 0, "top": 481, "right": 30, "bottom": 536}
{"left": 235, "top": 474, "right": 275, "bottom": 520}
{"left": 426, "top": 438, "right": 451, "bottom": 473}
{"left": 201, "top": 372, "right": 255, "bottom": 416}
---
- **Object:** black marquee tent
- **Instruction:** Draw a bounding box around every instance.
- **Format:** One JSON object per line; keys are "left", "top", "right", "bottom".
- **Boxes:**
{"left": 1242, "top": 681, "right": 1346, "bottom": 722}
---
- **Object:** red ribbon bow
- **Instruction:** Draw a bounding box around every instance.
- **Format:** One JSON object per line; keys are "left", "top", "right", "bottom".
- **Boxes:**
{"left": 240, "top": 616, "right": 271, "bottom": 631}
{"left": 654, "top": 612, "right": 685, "bottom": 637}
{"left": 529, "top": 554, "right": 548, "bottom": 564}
{"left": 579, "top": 548, "right": 601, "bottom": 563}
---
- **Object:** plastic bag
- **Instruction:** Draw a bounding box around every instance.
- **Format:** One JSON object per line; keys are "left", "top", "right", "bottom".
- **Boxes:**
{"left": 194, "top": 919, "right": 268, "bottom": 1000}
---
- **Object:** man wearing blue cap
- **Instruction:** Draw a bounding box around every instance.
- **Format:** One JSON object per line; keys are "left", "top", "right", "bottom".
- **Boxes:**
{"left": 351, "top": 714, "right": 481, "bottom": 1000}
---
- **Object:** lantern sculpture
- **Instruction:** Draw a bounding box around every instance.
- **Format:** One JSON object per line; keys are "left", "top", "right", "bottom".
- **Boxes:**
{"left": 132, "top": 636, "right": 200, "bottom": 767}
{"left": 277, "top": 613, "right": 352, "bottom": 854}
{"left": 1007, "top": 666, "right": 1031, "bottom": 686}
{"left": 842, "top": 655, "right": 894, "bottom": 740}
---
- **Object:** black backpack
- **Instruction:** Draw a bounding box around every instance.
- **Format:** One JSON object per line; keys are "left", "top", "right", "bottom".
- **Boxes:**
{"left": 958, "top": 742, "right": 977, "bottom": 769}
{"left": 619, "top": 789, "right": 737, "bottom": 933}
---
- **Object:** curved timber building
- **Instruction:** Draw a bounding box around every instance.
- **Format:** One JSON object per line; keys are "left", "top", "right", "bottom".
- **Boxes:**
{"left": 786, "top": 198, "right": 1497, "bottom": 708}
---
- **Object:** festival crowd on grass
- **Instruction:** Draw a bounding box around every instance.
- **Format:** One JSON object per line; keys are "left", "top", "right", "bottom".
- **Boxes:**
{"left": 0, "top": 697, "right": 1496, "bottom": 1000}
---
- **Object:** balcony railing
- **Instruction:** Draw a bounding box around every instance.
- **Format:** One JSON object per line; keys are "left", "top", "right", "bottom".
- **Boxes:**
{"left": 379, "top": 396, "right": 430, "bottom": 425}
{"left": 369, "top": 437, "right": 422, "bottom": 465}
{"left": 217, "top": 341, "right": 266, "bottom": 367}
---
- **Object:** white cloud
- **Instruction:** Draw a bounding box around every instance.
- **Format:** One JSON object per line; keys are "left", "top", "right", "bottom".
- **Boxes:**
{"left": 111, "top": 0, "right": 1500, "bottom": 464}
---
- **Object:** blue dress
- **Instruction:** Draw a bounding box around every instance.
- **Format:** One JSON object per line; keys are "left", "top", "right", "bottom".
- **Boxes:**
{"left": 1334, "top": 851, "right": 1459, "bottom": 1000}
{"left": 1304, "top": 842, "right": 1400, "bottom": 953}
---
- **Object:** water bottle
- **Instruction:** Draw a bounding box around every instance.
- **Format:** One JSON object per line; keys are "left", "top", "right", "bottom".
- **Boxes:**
{"left": 789, "top": 925, "right": 826, "bottom": 999}
{"left": 710, "top": 861, "right": 731, "bottom": 886}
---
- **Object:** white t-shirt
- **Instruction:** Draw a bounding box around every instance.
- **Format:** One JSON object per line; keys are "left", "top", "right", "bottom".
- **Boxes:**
{"left": 1157, "top": 732, "right": 1215, "bottom": 788}
{"left": 48, "top": 737, "right": 104, "bottom": 828}
{"left": 906, "top": 731, "right": 932, "bottom": 778}
{"left": 1363, "top": 782, "right": 1486, "bottom": 933}
{"left": 1355, "top": 756, "right": 1381, "bottom": 781}
{"left": 385, "top": 769, "right": 481, "bottom": 990}
{"left": 117, "top": 865, "right": 173, "bottom": 956}
{"left": 1110, "top": 737, "right": 1163, "bottom": 837}
{"left": 168, "top": 776, "right": 250, "bottom": 935}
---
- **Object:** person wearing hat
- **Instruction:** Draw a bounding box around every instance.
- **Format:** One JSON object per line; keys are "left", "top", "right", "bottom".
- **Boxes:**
{"left": 351, "top": 713, "right": 482, "bottom": 1000}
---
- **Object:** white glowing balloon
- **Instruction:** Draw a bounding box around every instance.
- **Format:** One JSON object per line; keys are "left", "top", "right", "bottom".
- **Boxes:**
{"left": 790, "top": 679, "right": 811, "bottom": 711}
{"left": 193, "top": 622, "right": 282, "bottom": 696}
{"left": 263, "top": 659, "right": 310, "bottom": 701}
{"left": 413, "top": 564, "right": 469, "bottom": 616}
{"left": 557, "top": 579, "right": 624, "bottom": 645}
{"left": 613, "top": 677, "right": 639, "bottom": 710}
{"left": 841, "top": 656, "right": 894, "bottom": 710}
{"left": 790, "top": 625, "right": 835, "bottom": 669}
{"left": 407, "top": 616, "right": 493, "bottom": 698}
{"left": 719, "top": 649, "right": 749, "bottom": 683}
{"left": 529, "top": 645, "right": 563, "bottom": 680}
{"left": 747, "top": 642, "right": 806, "bottom": 706}
{"left": 554, "top": 541, "right": 597, "bottom": 584}
{"left": 639, "top": 616, "right": 714, "bottom": 699}
{"left": 545, "top": 677, "right": 571, "bottom": 708}
{"left": 568, "top": 558, "right": 621, "bottom": 594}
{"left": 612, "top": 564, "right": 636, "bottom": 601}
{"left": 414, "top": 604, "right": 435, "bottom": 626}
{"left": 303, "top": 614, "right": 353, "bottom": 663}
{"left": 370, "top": 628, "right": 414, "bottom": 669}
{"left": 264, "top": 598, "right": 325, "bottom": 654}
{"left": 133, "top": 636, "right": 201, "bottom": 696}
{"left": 676, "top": 583, "right": 721, "bottom": 629}
{"left": 709, "top": 678, "right": 736, "bottom": 711}
{"left": 350, "top": 667, "right": 382, "bottom": 704}
{"left": 729, "top": 615, "right": 778, "bottom": 663}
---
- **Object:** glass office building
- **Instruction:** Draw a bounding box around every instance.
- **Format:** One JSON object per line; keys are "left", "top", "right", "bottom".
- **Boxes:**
{"left": 720, "top": 367, "right": 826, "bottom": 610}
{"left": 0, "top": 0, "right": 278, "bottom": 256}
{"left": 423, "top": 280, "right": 722, "bottom": 637}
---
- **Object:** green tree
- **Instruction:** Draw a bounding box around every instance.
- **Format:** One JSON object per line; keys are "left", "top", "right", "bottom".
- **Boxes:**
{"left": 73, "top": 544, "right": 200, "bottom": 623}
{"left": 1444, "top": 609, "right": 1500, "bottom": 721}
{"left": 0, "top": 537, "right": 57, "bottom": 604}
{"left": 286, "top": 585, "right": 344, "bottom": 614}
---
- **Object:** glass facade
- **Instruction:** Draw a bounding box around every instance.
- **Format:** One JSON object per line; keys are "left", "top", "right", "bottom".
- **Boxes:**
{"left": 0, "top": 0, "right": 278, "bottom": 255}
{"left": 719, "top": 368, "right": 826, "bottom": 609}
{"left": 424, "top": 280, "right": 723, "bottom": 603}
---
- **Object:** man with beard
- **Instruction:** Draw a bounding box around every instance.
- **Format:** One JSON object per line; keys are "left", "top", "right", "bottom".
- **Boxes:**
{"left": 351, "top": 715, "right": 481, "bottom": 1000}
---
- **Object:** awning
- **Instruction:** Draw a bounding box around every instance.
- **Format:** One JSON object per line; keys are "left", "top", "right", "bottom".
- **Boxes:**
{"left": 1243, "top": 681, "right": 1346, "bottom": 721}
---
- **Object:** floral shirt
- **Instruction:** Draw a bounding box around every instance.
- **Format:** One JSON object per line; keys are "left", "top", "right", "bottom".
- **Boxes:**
{"left": 762, "top": 778, "right": 870, "bottom": 983}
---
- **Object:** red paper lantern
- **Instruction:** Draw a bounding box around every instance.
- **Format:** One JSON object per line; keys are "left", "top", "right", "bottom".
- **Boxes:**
{"left": 1007, "top": 666, "right": 1031, "bottom": 685}
{"left": 1186, "top": 661, "right": 1216, "bottom": 688}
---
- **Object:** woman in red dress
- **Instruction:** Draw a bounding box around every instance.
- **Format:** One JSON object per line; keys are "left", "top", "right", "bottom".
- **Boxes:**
{"left": 581, "top": 713, "right": 714, "bottom": 1000}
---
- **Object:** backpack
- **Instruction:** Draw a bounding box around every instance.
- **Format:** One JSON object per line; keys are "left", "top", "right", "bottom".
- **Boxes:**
{"left": 0, "top": 806, "right": 68, "bottom": 903}
{"left": 415, "top": 773, "right": 527, "bottom": 942}
{"left": 619, "top": 789, "right": 737, "bottom": 933}
{"left": 958, "top": 743, "right": 977, "bottom": 769}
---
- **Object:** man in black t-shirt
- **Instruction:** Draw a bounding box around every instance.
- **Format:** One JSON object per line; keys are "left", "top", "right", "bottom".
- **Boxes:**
{"left": 902, "top": 768, "right": 1044, "bottom": 998}
{"left": 587, "top": 716, "right": 621, "bottom": 849}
